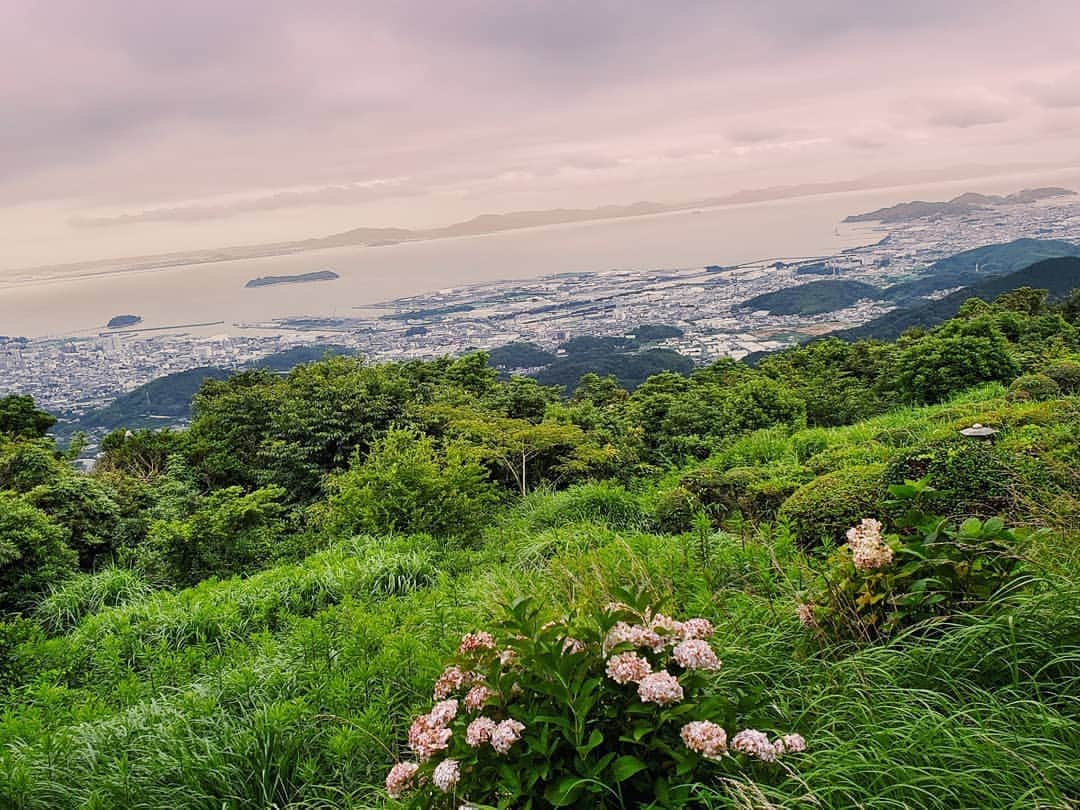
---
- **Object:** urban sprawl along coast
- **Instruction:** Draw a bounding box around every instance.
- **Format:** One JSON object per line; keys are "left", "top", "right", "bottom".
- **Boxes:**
{"left": 3, "top": 193, "right": 1078, "bottom": 427}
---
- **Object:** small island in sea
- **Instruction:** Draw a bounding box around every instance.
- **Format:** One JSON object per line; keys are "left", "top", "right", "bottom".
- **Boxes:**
{"left": 245, "top": 269, "right": 340, "bottom": 288}
{"left": 106, "top": 314, "right": 142, "bottom": 329}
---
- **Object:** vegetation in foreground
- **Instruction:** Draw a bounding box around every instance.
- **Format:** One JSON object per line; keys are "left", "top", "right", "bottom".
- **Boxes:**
{"left": 0, "top": 283, "right": 1078, "bottom": 807}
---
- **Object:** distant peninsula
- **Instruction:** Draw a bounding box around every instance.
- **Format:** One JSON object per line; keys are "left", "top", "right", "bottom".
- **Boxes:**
{"left": 245, "top": 269, "right": 340, "bottom": 288}
{"left": 844, "top": 187, "right": 1076, "bottom": 224}
{"left": 106, "top": 314, "right": 142, "bottom": 329}
{"left": 20, "top": 169, "right": 1080, "bottom": 286}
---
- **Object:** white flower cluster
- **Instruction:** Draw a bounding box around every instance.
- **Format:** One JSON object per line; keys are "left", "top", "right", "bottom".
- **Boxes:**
{"left": 847, "top": 518, "right": 893, "bottom": 571}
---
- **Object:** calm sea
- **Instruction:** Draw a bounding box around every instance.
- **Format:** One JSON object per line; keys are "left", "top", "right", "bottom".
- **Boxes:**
{"left": 3, "top": 170, "right": 1078, "bottom": 339}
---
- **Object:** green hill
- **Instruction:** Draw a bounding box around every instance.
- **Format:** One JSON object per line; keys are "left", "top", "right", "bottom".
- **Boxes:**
{"left": 64, "top": 366, "right": 231, "bottom": 435}
{"left": 742, "top": 279, "right": 883, "bottom": 315}
{"left": 835, "top": 256, "right": 1080, "bottom": 341}
{"left": 883, "top": 238, "right": 1080, "bottom": 303}
{"left": 59, "top": 345, "right": 351, "bottom": 438}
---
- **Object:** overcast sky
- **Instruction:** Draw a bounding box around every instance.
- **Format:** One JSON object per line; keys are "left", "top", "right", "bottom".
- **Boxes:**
{"left": 3, "top": 0, "right": 1080, "bottom": 267}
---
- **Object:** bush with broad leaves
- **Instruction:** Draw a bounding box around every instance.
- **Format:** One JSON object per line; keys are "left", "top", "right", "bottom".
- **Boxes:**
{"left": 797, "top": 478, "right": 1033, "bottom": 642}
{"left": 386, "top": 592, "right": 806, "bottom": 807}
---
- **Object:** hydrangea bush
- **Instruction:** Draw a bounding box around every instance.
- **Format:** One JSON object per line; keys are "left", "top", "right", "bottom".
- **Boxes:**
{"left": 386, "top": 593, "right": 806, "bottom": 806}
{"left": 798, "top": 478, "right": 1032, "bottom": 641}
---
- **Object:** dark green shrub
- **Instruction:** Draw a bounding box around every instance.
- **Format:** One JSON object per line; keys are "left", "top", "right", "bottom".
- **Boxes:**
{"left": 1041, "top": 359, "right": 1080, "bottom": 393}
{"left": 138, "top": 485, "right": 288, "bottom": 586}
{"left": 26, "top": 475, "right": 123, "bottom": 570}
{"left": 881, "top": 438, "right": 1017, "bottom": 517}
{"left": 1006, "top": 373, "right": 1060, "bottom": 402}
{"left": 778, "top": 464, "right": 885, "bottom": 547}
{"left": 680, "top": 465, "right": 804, "bottom": 522}
{"left": 0, "top": 616, "right": 42, "bottom": 680}
{"left": 893, "top": 318, "right": 1020, "bottom": 404}
{"left": 678, "top": 467, "right": 727, "bottom": 505}
{"left": 654, "top": 487, "right": 701, "bottom": 534}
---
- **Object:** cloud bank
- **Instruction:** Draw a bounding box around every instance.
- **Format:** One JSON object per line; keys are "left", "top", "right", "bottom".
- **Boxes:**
{"left": 1, "top": 0, "right": 1079, "bottom": 264}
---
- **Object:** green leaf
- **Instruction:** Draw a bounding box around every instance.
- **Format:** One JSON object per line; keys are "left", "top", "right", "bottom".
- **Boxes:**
{"left": 545, "top": 777, "right": 587, "bottom": 806}
{"left": 611, "top": 755, "right": 648, "bottom": 782}
{"left": 576, "top": 729, "right": 604, "bottom": 757}
{"left": 959, "top": 517, "right": 983, "bottom": 537}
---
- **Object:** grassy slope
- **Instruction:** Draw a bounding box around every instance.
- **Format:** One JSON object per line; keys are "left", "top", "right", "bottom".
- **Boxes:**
{"left": 2, "top": 388, "right": 1078, "bottom": 808}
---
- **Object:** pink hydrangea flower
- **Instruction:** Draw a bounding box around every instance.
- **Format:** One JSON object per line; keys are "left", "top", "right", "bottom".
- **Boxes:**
{"left": 672, "top": 639, "right": 721, "bottom": 671}
{"left": 433, "top": 665, "right": 466, "bottom": 699}
{"left": 796, "top": 603, "right": 817, "bottom": 629}
{"left": 458, "top": 631, "right": 496, "bottom": 655}
{"left": 731, "top": 729, "right": 777, "bottom": 762}
{"left": 637, "top": 671, "right": 684, "bottom": 706}
{"left": 385, "top": 761, "right": 419, "bottom": 798}
{"left": 604, "top": 622, "right": 664, "bottom": 654}
{"left": 491, "top": 719, "right": 525, "bottom": 754}
{"left": 463, "top": 685, "right": 493, "bottom": 712}
{"left": 774, "top": 733, "right": 807, "bottom": 754}
{"left": 465, "top": 716, "right": 498, "bottom": 747}
{"left": 648, "top": 613, "right": 684, "bottom": 640}
{"left": 432, "top": 758, "right": 461, "bottom": 793}
{"left": 407, "top": 709, "right": 454, "bottom": 761}
{"left": 681, "top": 618, "right": 714, "bottom": 640}
{"left": 605, "top": 651, "right": 652, "bottom": 684}
{"left": 429, "top": 699, "right": 458, "bottom": 726}
{"left": 680, "top": 721, "right": 727, "bottom": 759}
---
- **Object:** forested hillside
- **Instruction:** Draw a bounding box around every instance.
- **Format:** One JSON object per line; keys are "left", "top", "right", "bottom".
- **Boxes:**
{"left": 1, "top": 283, "right": 1078, "bottom": 807}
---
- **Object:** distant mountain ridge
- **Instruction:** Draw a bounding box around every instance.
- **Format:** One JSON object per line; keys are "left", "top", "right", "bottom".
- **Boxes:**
{"left": 844, "top": 187, "right": 1075, "bottom": 223}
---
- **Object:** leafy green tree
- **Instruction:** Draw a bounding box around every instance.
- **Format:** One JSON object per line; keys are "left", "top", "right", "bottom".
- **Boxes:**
{"left": 1056, "top": 288, "right": 1080, "bottom": 323}
{"left": 759, "top": 338, "right": 888, "bottom": 425}
{"left": 444, "top": 352, "right": 499, "bottom": 397}
{"left": 571, "top": 373, "right": 628, "bottom": 407}
{"left": 0, "top": 396, "right": 56, "bottom": 439}
{"left": 424, "top": 405, "right": 603, "bottom": 494}
{"left": 482, "top": 376, "right": 560, "bottom": 422}
{"left": 0, "top": 493, "right": 77, "bottom": 611}
{"left": 187, "top": 369, "right": 280, "bottom": 490}
{"left": 26, "top": 475, "right": 122, "bottom": 570}
{"left": 139, "top": 485, "right": 287, "bottom": 585}
{"left": 326, "top": 429, "right": 498, "bottom": 539}
{"left": 992, "top": 286, "right": 1048, "bottom": 316}
{"left": 98, "top": 428, "right": 187, "bottom": 482}
{"left": 0, "top": 439, "right": 67, "bottom": 493}
{"left": 892, "top": 318, "right": 1019, "bottom": 403}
